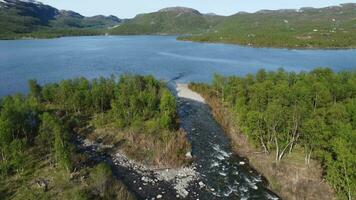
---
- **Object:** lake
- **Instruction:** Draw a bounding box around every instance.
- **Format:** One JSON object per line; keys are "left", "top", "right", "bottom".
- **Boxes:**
{"left": 0, "top": 35, "right": 355, "bottom": 96}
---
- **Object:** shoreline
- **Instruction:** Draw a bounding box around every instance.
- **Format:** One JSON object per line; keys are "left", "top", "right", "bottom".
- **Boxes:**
{"left": 77, "top": 135, "right": 202, "bottom": 199}
{"left": 175, "top": 83, "right": 281, "bottom": 199}
{"left": 1, "top": 34, "right": 356, "bottom": 50}
{"left": 176, "top": 83, "right": 205, "bottom": 103}
{"left": 177, "top": 37, "right": 356, "bottom": 51}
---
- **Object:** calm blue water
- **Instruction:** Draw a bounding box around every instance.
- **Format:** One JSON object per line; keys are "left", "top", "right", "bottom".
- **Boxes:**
{"left": 0, "top": 35, "right": 355, "bottom": 96}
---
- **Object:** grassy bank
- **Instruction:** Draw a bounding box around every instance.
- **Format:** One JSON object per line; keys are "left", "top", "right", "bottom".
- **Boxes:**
{"left": 189, "top": 83, "right": 336, "bottom": 199}
{"left": 189, "top": 83, "right": 334, "bottom": 199}
{"left": 189, "top": 68, "right": 356, "bottom": 199}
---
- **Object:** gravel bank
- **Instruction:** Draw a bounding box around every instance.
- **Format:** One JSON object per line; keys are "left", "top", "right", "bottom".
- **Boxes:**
{"left": 176, "top": 84, "right": 205, "bottom": 103}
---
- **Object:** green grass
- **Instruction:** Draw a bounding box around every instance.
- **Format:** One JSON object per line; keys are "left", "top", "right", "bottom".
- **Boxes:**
{"left": 110, "top": 11, "right": 223, "bottom": 35}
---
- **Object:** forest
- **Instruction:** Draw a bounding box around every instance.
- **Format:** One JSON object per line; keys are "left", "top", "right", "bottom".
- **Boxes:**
{"left": 190, "top": 68, "right": 355, "bottom": 200}
{"left": 0, "top": 75, "right": 188, "bottom": 199}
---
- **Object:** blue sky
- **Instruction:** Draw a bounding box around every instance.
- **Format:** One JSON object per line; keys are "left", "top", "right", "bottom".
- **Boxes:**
{"left": 40, "top": 0, "right": 356, "bottom": 18}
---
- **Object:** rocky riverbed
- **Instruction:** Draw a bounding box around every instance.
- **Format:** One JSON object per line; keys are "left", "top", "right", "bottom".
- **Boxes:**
{"left": 75, "top": 83, "right": 279, "bottom": 200}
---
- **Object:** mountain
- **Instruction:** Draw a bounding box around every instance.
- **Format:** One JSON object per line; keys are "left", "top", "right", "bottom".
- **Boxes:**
{"left": 180, "top": 3, "right": 356, "bottom": 48}
{"left": 158, "top": 6, "right": 201, "bottom": 15}
{"left": 110, "top": 7, "right": 225, "bottom": 35}
{"left": 0, "top": 0, "right": 121, "bottom": 38}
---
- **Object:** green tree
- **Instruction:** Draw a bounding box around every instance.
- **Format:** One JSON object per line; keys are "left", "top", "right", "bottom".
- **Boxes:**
{"left": 159, "top": 89, "right": 177, "bottom": 130}
{"left": 28, "top": 79, "right": 42, "bottom": 101}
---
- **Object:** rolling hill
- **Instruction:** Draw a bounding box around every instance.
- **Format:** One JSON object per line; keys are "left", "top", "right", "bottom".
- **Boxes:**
{"left": 180, "top": 3, "right": 356, "bottom": 48}
{"left": 109, "top": 7, "right": 225, "bottom": 35}
{"left": 0, "top": 0, "right": 121, "bottom": 39}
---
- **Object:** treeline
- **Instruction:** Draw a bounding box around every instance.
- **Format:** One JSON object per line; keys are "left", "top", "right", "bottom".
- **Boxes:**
{"left": 190, "top": 68, "right": 355, "bottom": 200}
{"left": 180, "top": 30, "right": 356, "bottom": 49}
{"left": 0, "top": 28, "right": 104, "bottom": 40}
{"left": 0, "top": 74, "right": 187, "bottom": 199}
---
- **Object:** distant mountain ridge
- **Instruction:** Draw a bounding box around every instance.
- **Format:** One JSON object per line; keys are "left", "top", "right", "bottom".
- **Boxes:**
{"left": 158, "top": 7, "right": 202, "bottom": 15}
{"left": 0, "top": 0, "right": 121, "bottom": 38}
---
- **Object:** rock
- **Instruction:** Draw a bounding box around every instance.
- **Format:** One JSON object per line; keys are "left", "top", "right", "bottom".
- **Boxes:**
{"left": 141, "top": 176, "right": 150, "bottom": 182}
{"left": 156, "top": 194, "right": 162, "bottom": 199}
{"left": 239, "top": 161, "right": 245, "bottom": 165}
{"left": 198, "top": 181, "right": 205, "bottom": 187}
{"left": 35, "top": 179, "right": 48, "bottom": 192}
{"left": 139, "top": 187, "right": 142, "bottom": 190}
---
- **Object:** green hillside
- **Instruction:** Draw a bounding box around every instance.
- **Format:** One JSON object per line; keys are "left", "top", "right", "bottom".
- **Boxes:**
{"left": 180, "top": 3, "right": 356, "bottom": 48}
{"left": 110, "top": 7, "right": 225, "bottom": 35}
{"left": 0, "top": 0, "right": 121, "bottom": 39}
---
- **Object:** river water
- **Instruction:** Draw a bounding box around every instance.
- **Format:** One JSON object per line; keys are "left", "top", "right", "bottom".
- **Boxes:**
{"left": 0, "top": 35, "right": 355, "bottom": 96}
{"left": 173, "top": 82, "right": 278, "bottom": 200}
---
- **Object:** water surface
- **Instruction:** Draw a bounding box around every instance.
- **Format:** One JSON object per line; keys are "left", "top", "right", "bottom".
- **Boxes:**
{"left": 0, "top": 35, "right": 355, "bottom": 96}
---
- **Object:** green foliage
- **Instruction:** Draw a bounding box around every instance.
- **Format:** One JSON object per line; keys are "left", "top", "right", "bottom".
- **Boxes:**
{"left": 0, "top": 95, "right": 40, "bottom": 175}
{"left": 110, "top": 75, "right": 178, "bottom": 130}
{"left": 160, "top": 89, "right": 178, "bottom": 130}
{"left": 191, "top": 68, "right": 356, "bottom": 199}
{"left": 110, "top": 10, "right": 223, "bottom": 35}
{"left": 0, "top": 1, "right": 119, "bottom": 39}
{"left": 28, "top": 79, "right": 42, "bottom": 101}
{"left": 180, "top": 4, "right": 356, "bottom": 48}
{"left": 0, "top": 75, "right": 182, "bottom": 199}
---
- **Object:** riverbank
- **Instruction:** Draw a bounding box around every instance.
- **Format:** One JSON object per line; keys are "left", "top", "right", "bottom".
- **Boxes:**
{"left": 177, "top": 36, "right": 356, "bottom": 50}
{"left": 175, "top": 84, "right": 280, "bottom": 199}
{"left": 187, "top": 83, "right": 336, "bottom": 200}
{"left": 76, "top": 135, "right": 200, "bottom": 199}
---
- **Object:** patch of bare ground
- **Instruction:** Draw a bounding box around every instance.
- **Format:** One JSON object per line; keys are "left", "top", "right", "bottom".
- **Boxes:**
{"left": 86, "top": 127, "right": 191, "bottom": 168}
{"left": 82, "top": 127, "right": 198, "bottom": 198}
{"left": 190, "top": 85, "right": 336, "bottom": 200}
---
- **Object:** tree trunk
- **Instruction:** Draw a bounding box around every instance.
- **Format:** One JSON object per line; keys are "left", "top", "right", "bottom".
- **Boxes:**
{"left": 274, "top": 136, "right": 279, "bottom": 163}
{"left": 305, "top": 150, "right": 312, "bottom": 165}
{"left": 260, "top": 136, "right": 269, "bottom": 155}
{"left": 278, "top": 140, "right": 293, "bottom": 161}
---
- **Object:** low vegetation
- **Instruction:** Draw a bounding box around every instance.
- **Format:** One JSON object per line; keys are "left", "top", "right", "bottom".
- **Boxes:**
{"left": 180, "top": 4, "right": 356, "bottom": 48}
{"left": 87, "top": 75, "right": 191, "bottom": 167}
{"left": 109, "top": 8, "right": 224, "bottom": 35}
{"left": 0, "top": 74, "right": 189, "bottom": 199}
{"left": 190, "top": 68, "right": 355, "bottom": 200}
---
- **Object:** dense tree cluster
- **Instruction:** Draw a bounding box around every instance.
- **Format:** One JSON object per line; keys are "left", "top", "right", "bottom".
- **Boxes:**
{"left": 0, "top": 75, "right": 180, "bottom": 199}
{"left": 191, "top": 68, "right": 355, "bottom": 199}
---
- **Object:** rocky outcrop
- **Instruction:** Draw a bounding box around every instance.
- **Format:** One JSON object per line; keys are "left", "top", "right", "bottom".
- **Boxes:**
{"left": 158, "top": 7, "right": 202, "bottom": 15}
